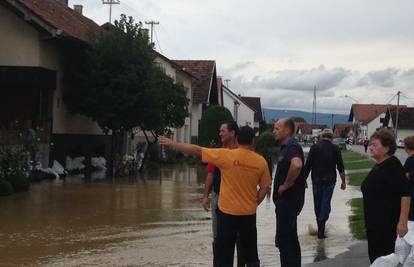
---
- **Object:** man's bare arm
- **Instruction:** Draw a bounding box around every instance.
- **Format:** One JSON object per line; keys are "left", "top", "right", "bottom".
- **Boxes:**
{"left": 158, "top": 136, "right": 202, "bottom": 156}
{"left": 257, "top": 186, "right": 270, "bottom": 205}
{"left": 278, "top": 157, "right": 302, "bottom": 193}
{"left": 202, "top": 173, "right": 214, "bottom": 211}
{"left": 339, "top": 172, "right": 346, "bottom": 190}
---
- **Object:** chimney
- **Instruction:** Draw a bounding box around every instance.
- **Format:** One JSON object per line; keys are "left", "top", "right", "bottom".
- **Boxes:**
{"left": 139, "top": 28, "right": 150, "bottom": 42}
{"left": 73, "top": 5, "right": 83, "bottom": 15}
{"left": 56, "top": 0, "right": 68, "bottom": 5}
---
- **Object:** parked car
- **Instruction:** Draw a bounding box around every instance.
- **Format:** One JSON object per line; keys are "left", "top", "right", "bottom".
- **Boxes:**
{"left": 333, "top": 138, "right": 347, "bottom": 150}
{"left": 397, "top": 139, "right": 405, "bottom": 148}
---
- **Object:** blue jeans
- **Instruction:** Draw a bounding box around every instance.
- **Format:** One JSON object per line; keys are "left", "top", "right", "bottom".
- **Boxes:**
{"left": 312, "top": 181, "right": 335, "bottom": 225}
{"left": 275, "top": 205, "right": 301, "bottom": 267}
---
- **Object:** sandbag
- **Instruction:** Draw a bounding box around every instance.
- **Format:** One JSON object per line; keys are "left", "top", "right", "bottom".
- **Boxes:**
{"left": 370, "top": 253, "right": 399, "bottom": 267}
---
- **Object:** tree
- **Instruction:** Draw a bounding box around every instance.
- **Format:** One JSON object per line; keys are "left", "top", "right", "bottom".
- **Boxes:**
{"left": 255, "top": 131, "right": 278, "bottom": 159}
{"left": 198, "top": 106, "right": 234, "bottom": 147}
{"left": 64, "top": 15, "right": 189, "bottom": 175}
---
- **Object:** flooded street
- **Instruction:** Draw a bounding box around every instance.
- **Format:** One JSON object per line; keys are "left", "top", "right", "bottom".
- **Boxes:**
{"left": 0, "top": 165, "right": 361, "bottom": 266}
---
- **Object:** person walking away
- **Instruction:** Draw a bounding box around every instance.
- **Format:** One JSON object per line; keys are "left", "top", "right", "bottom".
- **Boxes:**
{"left": 272, "top": 118, "right": 306, "bottom": 267}
{"left": 361, "top": 129, "right": 411, "bottom": 263}
{"left": 303, "top": 129, "right": 346, "bottom": 239}
{"left": 364, "top": 138, "right": 369, "bottom": 153}
{"left": 201, "top": 121, "right": 243, "bottom": 266}
{"left": 159, "top": 126, "right": 271, "bottom": 267}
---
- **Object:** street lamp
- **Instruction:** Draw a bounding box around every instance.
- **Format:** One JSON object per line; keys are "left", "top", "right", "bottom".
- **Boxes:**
{"left": 342, "top": 95, "right": 359, "bottom": 103}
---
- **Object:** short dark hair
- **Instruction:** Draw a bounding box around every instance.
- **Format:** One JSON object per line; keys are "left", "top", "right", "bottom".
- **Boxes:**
{"left": 222, "top": 121, "right": 239, "bottom": 136}
{"left": 404, "top": 136, "right": 414, "bottom": 150}
{"left": 285, "top": 118, "right": 296, "bottom": 136}
{"left": 370, "top": 128, "right": 397, "bottom": 155}
{"left": 237, "top": 126, "right": 255, "bottom": 145}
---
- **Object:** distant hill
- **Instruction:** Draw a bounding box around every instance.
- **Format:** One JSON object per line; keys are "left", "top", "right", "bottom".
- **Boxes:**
{"left": 263, "top": 108, "right": 349, "bottom": 126}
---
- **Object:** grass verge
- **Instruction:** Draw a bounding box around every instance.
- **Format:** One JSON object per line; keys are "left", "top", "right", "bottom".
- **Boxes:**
{"left": 348, "top": 172, "right": 369, "bottom": 186}
{"left": 349, "top": 198, "right": 366, "bottom": 240}
{"left": 344, "top": 160, "right": 375, "bottom": 170}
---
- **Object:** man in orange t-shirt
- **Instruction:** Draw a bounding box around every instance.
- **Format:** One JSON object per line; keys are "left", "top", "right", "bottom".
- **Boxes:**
{"left": 159, "top": 126, "right": 271, "bottom": 266}
{"left": 201, "top": 121, "right": 240, "bottom": 266}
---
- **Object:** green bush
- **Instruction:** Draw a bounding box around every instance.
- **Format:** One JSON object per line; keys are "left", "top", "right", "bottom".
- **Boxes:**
{"left": 0, "top": 179, "right": 14, "bottom": 196}
{"left": 255, "top": 131, "right": 278, "bottom": 159}
{"left": 6, "top": 174, "right": 30, "bottom": 192}
{"left": 198, "top": 105, "right": 234, "bottom": 147}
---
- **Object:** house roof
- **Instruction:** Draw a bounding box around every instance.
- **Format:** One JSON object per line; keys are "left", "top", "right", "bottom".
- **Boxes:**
{"left": 296, "top": 123, "right": 327, "bottom": 135}
{"left": 333, "top": 123, "right": 352, "bottom": 137}
{"left": 349, "top": 104, "right": 406, "bottom": 124}
{"left": 389, "top": 107, "right": 414, "bottom": 129}
{"left": 5, "top": 0, "right": 102, "bottom": 43}
{"left": 172, "top": 60, "right": 216, "bottom": 104}
{"left": 241, "top": 96, "right": 264, "bottom": 122}
{"left": 154, "top": 51, "right": 196, "bottom": 80}
{"left": 221, "top": 85, "right": 256, "bottom": 114}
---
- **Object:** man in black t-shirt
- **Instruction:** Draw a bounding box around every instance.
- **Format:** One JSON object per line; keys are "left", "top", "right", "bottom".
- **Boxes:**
{"left": 403, "top": 135, "right": 414, "bottom": 222}
{"left": 273, "top": 118, "right": 306, "bottom": 267}
{"left": 303, "top": 129, "right": 346, "bottom": 239}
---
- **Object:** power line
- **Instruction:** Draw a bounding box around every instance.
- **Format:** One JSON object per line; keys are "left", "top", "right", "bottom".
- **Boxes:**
{"left": 385, "top": 93, "right": 398, "bottom": 105}
{"left": 102, "top": 0, "right": 120, "bottom": 24}
{"left": 154, "top": 27, "right": 163, "bottom": 54}
{"left": 401, "top": 91, "right": 414, "bottom": 100}
{"left": 145, "top": 21, "right": 159, "bottom": 44}
{"left": 401, "top": 94, "right": 414, "bottom": 106}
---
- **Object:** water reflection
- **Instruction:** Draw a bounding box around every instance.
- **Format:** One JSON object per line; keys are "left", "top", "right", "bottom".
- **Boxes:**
{"left": 313, "top": 240, "right": 328, "bottom": 262}
{"left": 0, "top": 165, "right": 361, "bottom": 266}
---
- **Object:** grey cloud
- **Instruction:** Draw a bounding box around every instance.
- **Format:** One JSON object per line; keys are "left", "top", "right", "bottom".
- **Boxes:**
{"left": 357, "top": 68, "right": 399, "bottom": 87}
{"left": 231, "top": 65, "right": 350, "bottom": 92}
{"left": 220, "top": 61, "right": 254, "bottom": 76}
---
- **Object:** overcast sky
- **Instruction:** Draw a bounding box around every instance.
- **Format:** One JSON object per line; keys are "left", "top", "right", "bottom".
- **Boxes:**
{"left": 69, "top": 0, "right": 414, "bottom": 114}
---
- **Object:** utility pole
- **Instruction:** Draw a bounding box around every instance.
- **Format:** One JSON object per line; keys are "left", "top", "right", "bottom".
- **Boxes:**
{"left": 331, "top": 114, "right": 334, "bottom": 129}
{"left": 312, "top": 86, "right": 317, "bottom": 124}
{"left": 224, "top": 79, "right": 231, "bottom": 88}
{"left": 102, "top": 0, "right": 120, "bottom": 24}
{"left": 145, "top": 21, "right": 159, "bottom": 44}
{"left": 395, "top": 91, "right": 401, "bottom": 138}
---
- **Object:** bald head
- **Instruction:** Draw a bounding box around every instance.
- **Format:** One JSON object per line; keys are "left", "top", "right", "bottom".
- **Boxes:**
{"left": 273, "top": 118, "right": 296, "bottom": 143}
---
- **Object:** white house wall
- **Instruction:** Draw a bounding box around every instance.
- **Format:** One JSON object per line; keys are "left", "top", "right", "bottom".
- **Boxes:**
{"left": 237, "top": 102, "right": 255, "bottom": 127}
{"left": 396, "top": 130, "right": 414, "bottom": 142}
{"left": 366, "top": 113, "right": 386, "bottom": 140}
{"left": 222, "top": 89, "right": 254, "bottom": 127}
{"left": 191, "top": 104, "right": 202, "bottom": 141}
{"left": 222, "top": 89, "right": 236, "bottom": 119}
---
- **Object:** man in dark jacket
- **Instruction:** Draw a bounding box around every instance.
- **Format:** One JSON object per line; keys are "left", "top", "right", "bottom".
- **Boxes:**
{"left": 273, "top": 118, "right": 306, "bottom": 267}
{"left": 304, "top": 129, "right": 346, "bottom": 239}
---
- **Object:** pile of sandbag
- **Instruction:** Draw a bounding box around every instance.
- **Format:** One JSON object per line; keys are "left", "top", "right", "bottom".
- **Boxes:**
{"left": 91, "top": 156, "right": 107, "bottom": 171}
{"left": 66, "top": 156, "right": 85, "bottom": 172}
{"left": 371, "top": 221, "right": 414, "bottom": 267}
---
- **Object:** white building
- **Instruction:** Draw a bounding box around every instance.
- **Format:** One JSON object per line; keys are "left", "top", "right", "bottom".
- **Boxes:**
{"left": 383, "top": 107, "right": 414, "bottom": 142}
{"left": 221, "top": 84, "right": 255, "bottom": 128}
{"left": 348, "top": 104, "right": 406, "bottom": 141}
{"left": 172, "top": 60, "right": 220, "bottom": 144}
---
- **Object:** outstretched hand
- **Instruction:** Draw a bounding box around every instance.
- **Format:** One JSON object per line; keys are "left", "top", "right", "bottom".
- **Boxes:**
{"left": 158, "top": 136, "right": 174, "bottom": 146}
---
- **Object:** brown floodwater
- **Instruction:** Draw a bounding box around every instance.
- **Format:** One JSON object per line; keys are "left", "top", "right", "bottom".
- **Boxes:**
{"left": 0, "top": 164, "right": 361, "bottom": 266}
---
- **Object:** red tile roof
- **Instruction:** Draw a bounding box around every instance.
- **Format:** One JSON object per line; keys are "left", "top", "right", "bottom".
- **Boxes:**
{"left": 10, "top": 0, "right": 102, "bottom": 43}
{"left": 349, "top": 104, "right": 406, "bottom": 124}
{"left": 333, "top": 123, "right": 352, "bottom": 137}
{"left": 241, "top": 96, "right": 263, "bottom": 122}
{"left": 172, "top": 60, "right": 216, "bottom": 105}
